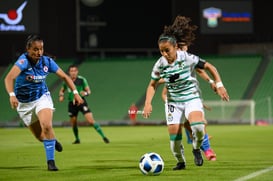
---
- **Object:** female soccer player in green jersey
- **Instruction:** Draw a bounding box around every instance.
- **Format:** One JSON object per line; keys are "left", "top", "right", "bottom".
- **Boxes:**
{"left": 142, "top": 16, "right": 229, "bottom": 169}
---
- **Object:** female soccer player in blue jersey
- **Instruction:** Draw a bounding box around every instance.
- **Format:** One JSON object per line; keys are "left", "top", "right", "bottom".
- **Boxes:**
{"left": 4, "top": 35, "right": 84, "bottom": 171}
{"left": 142, "top": 17, "right": 229, "bottom": 169}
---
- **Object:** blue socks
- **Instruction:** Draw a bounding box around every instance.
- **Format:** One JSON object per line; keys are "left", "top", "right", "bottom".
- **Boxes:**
{"left": 43, "top": 139, "right": 55, "bottom": 161}
{"left": 186, "top": 130, "right": 211, "bottom": 152}
{"left": 185, "top": 128, "right": 192, "bottom": 144}
{"left": 200, "top": 134, "right": 210, "bottom": 151}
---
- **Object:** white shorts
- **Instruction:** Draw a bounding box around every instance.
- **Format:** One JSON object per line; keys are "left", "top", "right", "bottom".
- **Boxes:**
{"left": 164, "top": 98, "right": 204, "bottom": 125}
{"left": 16, "top": 92, "right": 55, "bottom": 126}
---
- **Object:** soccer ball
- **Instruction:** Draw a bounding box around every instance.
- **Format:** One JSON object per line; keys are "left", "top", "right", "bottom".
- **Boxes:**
{"left": 139, "top": 152, "right": 164, "bottom": 176}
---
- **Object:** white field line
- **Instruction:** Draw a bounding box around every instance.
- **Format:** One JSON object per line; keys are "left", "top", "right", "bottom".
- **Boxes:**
{"left": 233, "top": 165, "right": 273, "bottom": 181}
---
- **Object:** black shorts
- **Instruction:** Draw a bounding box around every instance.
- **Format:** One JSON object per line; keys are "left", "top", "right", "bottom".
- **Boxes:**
{"left": 68, "top": 99, "right": 91, "bottom": 117}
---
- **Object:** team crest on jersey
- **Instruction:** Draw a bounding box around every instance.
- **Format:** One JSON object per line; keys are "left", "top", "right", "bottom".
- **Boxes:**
{"left": 178, "top": 61, "right": 185, "bottom": 68}
{"left": 43, "top": 66, "right": 48, "bottom": 72}
{"left": 167, "top": 113, "right": 173, "bottom": 122}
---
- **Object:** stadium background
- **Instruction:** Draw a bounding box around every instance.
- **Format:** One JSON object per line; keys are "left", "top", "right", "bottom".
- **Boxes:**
{"left": 0, "top": 0, "right": 273, "bottom": 126}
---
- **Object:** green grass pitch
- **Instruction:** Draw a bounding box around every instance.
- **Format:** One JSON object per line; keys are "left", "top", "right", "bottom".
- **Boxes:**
{"left": 0, "top": 125, "right": 273, "bottom": 181}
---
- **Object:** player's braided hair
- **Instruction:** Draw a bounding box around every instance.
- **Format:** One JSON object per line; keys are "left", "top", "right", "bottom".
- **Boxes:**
{"left": 163, "top": 16, "right": 198, "bottom": 49}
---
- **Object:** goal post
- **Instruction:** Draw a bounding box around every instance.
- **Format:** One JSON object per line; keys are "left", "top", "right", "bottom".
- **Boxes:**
{"left": 203, "top": 100, "right": 255, "bottom": 125}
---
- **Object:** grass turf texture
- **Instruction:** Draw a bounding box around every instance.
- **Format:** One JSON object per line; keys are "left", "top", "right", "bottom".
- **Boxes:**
{"left": 0, "top": 125, "right": 273, "bottom": 181}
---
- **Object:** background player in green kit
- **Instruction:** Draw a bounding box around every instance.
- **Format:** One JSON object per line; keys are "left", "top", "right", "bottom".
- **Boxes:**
{"left": 59, "top": 64, "right": 110, "bottom": 144}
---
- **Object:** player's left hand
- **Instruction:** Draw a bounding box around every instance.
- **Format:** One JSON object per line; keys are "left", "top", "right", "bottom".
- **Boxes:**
{"left": 216, "top": 87, "right": 229, "bottom": 101}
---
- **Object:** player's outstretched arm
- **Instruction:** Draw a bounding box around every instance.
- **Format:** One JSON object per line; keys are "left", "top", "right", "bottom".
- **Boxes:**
{"left": 204, "top": 62, "right": 229, "bottom": 101}
{"left": 143, "top": 80, "right": 157, "bottom": 118}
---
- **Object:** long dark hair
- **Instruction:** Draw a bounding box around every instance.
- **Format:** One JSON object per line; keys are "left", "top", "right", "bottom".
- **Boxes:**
{"left": 163, "top": 16, "right": 198, "bottom": 49}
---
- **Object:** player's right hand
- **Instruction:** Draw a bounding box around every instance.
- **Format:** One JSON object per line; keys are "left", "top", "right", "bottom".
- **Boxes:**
{"left": 142, "top": 104, "right": 152, "bottom": 119}
{"left": 9, "top": 96, "right": 18, "bottom": 109}
{"left": 73, "top": 94, "right": 84, "bottom": 105}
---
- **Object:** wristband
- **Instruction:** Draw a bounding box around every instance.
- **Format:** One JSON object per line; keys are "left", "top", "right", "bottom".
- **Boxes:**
{"left": 216, "top": 82, "right": 224, "bottom": 88}
{"left": 9, "top": 92, "right": 15, "bottom": 97}
{"left": 84, "top": 91, "right": 89, "bottom": 96}
{"left": 59, "top": 93, "right": 64, "bottom": 97}
{"left": 73, "top": 90, "right": 79, "bottom": 95}
{"left": 208, "top": 79, "right": 214, "bottom": 84}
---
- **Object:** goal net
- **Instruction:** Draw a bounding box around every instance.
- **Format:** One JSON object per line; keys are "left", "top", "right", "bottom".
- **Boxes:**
{"left": 203, "top": 100, "right": 255, "bottom": 125}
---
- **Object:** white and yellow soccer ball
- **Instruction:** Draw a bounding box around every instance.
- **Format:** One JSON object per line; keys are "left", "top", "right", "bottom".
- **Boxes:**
{"left": 139, "top": 152, "right": 164, "bottom": 176}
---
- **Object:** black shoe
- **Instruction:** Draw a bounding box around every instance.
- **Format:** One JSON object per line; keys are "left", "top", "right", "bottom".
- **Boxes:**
{"left": 173, "top": 162, "right": 186, "bottom": 170}
{"left": 72, "top": 140, "right": 80, "bottom": 144}
{"left": 103, "top": 137, "right": 110, "bottom": 143}
{"left": 192, "top": 149, "right": 203, "bottom": 166}
{"left": 55, "top": 140, "right": 63, "bottom": 152}
{"left": 47, "top": 160, "right": 58, "bottom": 171}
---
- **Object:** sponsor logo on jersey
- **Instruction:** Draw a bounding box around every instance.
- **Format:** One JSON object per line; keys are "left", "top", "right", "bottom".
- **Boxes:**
{"left": 26, "top": 74, "right": 46, "bottom": 83}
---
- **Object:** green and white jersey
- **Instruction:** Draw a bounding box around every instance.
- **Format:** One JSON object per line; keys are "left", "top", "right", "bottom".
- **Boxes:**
{"left": 151, "top": 50, "right": 204, "bottom": 103}
{"left": 62, "top": 75, "right": 89, "bottom": 102}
